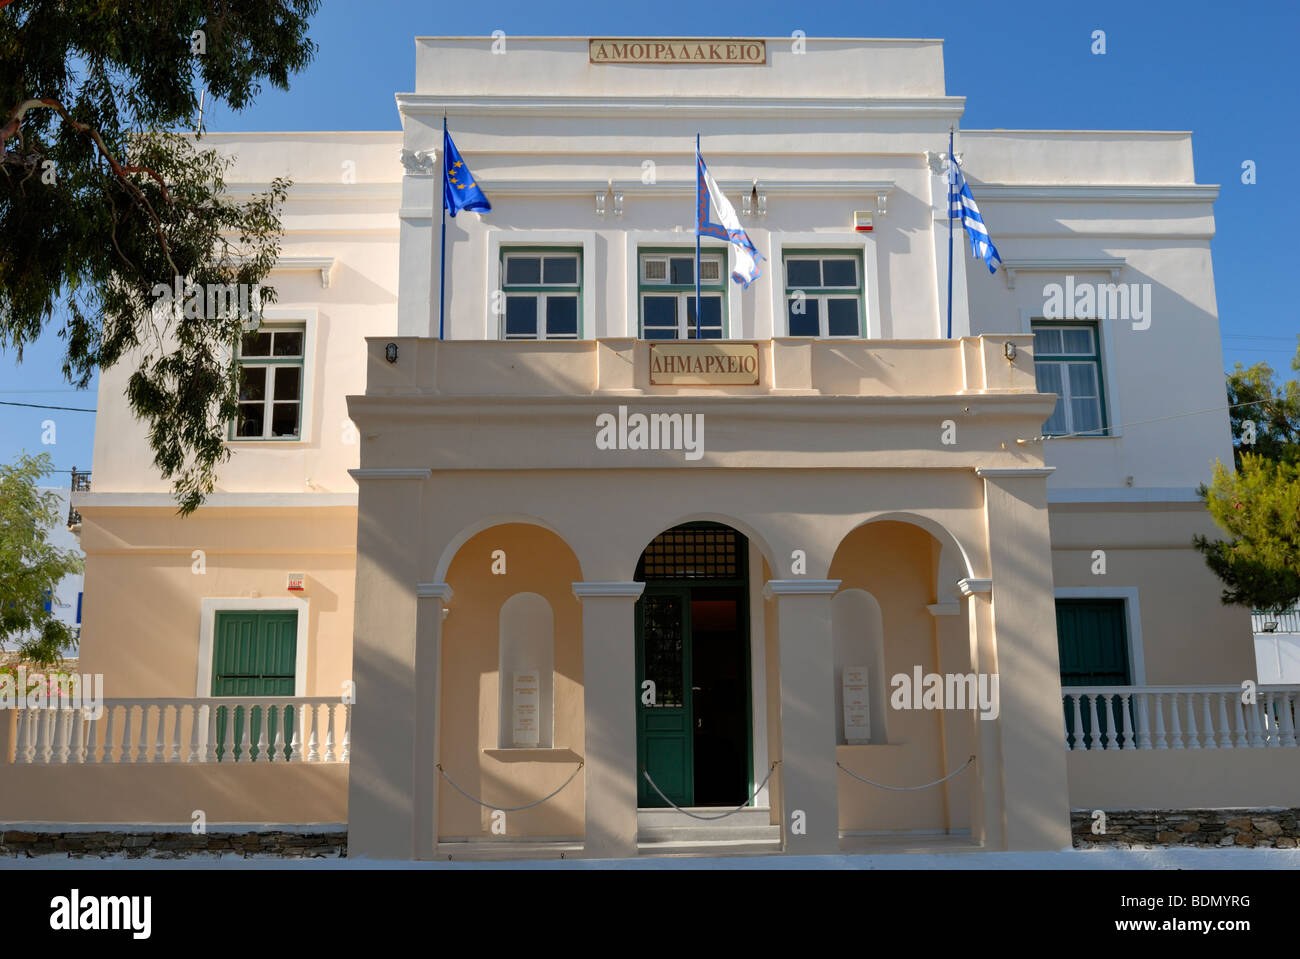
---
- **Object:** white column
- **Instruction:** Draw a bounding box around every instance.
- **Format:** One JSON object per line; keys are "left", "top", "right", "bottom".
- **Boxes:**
{"left": 398, "top": 172, "right": 435, "bottom": 337}
{"left": 765, "top": 578, "right": 841, "bottom": 855}
{"left": 414, "top": 582, "right": 451, "bottom": 860}
{"left": 960, "top": 577, "right": 1003, "bottom": 848}
{"left": 573, "top": 581, "right": 645, "bottom": 860}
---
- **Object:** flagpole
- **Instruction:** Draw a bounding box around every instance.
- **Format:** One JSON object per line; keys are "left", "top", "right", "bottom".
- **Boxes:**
{"left": 946, "top": 127, "right": 954, "bottom": 340}
{"left": 439, "top": 114, "right": 448, "bottom": 341}
{"left": 695, "top": 133, "right": 702, "bottom": 340}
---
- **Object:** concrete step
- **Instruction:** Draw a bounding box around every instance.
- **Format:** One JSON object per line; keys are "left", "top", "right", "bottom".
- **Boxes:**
{"left": 637, "top": 806, "right": 780, "bottom": 844}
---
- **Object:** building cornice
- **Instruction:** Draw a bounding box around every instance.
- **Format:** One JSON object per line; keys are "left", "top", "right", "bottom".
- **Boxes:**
{"left": 72, "top": 492, "right": 357, "bottom": 509}
{"left": 396, "top": 93, "right": 966, "bottom": 120}
{"left": 972, "top": 184, "right": 1219, "bottom": 203}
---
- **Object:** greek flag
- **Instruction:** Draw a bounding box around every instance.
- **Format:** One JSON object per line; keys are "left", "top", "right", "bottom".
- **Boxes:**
{"left": 948, "top": 135, "right": 1001, "bottom": 275}
{"left": 697, "top": 150, "right": 763, "bottom": 287}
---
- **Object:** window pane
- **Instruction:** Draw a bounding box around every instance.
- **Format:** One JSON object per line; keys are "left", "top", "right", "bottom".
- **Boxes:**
{"left": 826, "top": 298, "right": 859, "bottom": 336}
{"left": 1033, "top": 328, "right": 1063, "bottom": 355}
{"left": 788, "top": 297, "right": 820, "bottom": 337}
{"left": 643, "top": 296, "right": 678, "bottom": 339}
{"left": 543, "top": 256, "right": 579, "bottom": 285}
{"left": 1068, "top": 362, "right": 1099, "bottom": 398}
{"left": 1035, "top": 362, "right": 1066, "bottom": 434}
{"left": 271, "top": 403, "right": 300, "bottom": 438}
{"left": 1071, "top": 397, "right": 1103, "bottom": 434}
{"left": 785, "top": 259, "right": 821, "bottom": 289}
{"left": 240, "top": 332, "right": 271, "bottom": 357}
{"left": 1061, "top": 327, "right": 1095, "bottom": 355}
{"left": 239, "top": 366, "right": 266, "bottom": 401}
{"left": 272, "top": 331, "right": 304, "bottom": 357}
{"left": 237, "top": 404, "right": 264, "bottom": 438}
{"left": 821, "top": 259, "right": 858, "bottom": 287}
{"left": 505, "top": 256, "right": 542, "bottom": 285}
{"left": 504, "top": 297, "right": 539, "bottom": 338}
{"left": 545, "top": 296, "right": 579, "bottom": 338}
{"left": 273, "top": 366, "right": 301, "bottom": 401}
{"left": 669, "top": 257, "right": 694, "bottom": 285}
{"left": 687, "top": 296, "right": 723, "bottom": 339}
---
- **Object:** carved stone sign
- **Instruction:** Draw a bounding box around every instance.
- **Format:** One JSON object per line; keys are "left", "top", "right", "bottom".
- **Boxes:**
{"left": 590, "top": 39, "right": 766, "bottom": 65}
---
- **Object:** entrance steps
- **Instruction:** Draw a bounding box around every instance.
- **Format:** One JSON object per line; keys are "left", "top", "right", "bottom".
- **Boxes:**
{"left": 637, "top": 806, "right": 781, "bottom": 853}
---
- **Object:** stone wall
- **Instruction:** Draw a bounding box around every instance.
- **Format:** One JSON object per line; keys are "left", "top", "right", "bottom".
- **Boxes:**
{"left": 0, "top": 829, "right": 346, "bottom": 859}
{"left": 1072, "top": 809, "right": 1300, "bottom": 848}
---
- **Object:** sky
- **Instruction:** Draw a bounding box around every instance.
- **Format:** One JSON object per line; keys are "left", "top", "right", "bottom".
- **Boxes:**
{"left": 2, "top": 0, "right": 1296, "bottom": 482}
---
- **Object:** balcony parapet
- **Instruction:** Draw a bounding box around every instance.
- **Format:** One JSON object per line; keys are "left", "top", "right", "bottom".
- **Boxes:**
{"left": 363, "top": 335, "right": 1039, "bottom": 399}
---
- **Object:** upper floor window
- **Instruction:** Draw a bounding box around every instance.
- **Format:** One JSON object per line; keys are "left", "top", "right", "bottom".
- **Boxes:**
{"left": 501, "top": 249, "right": 581, "bottom": 340}
{"left": 1032, "top": 322, "right": 1107, "bottom": 436}
{"left": 233, "top": 325, "right": 304, "bottom": 440}
{"left": 639, "top": 249, "right": 726, "bottom": 339}
{"left": 784, "top": 252, "right": 863, "bottom": 337}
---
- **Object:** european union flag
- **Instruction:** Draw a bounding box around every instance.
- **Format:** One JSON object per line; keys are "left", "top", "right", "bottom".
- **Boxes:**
{"left": 443, "top": 126, "right": 491, "bottom": 217}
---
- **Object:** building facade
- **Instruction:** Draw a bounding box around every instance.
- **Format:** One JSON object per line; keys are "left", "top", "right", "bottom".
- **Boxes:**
{"left": 10, "top": 36, "right": 1294, "bottom": 861}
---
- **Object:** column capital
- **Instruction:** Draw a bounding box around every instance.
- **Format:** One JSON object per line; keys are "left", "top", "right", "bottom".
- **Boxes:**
{"left": 416, "top": 582, "right": 454, "bottom": 602}
{"left": 958, "top": 577, "right": 992, "bottom": 596}
{"left": 572, "top": 581, "right": 646, "bottom": 599}
{"left": 762, "top": 579, "right": 841, "bottom": 599}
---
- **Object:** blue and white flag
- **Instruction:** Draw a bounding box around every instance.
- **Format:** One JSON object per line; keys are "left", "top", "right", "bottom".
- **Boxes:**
{"left": 697, "top": 151, "right": 763, "bottom": 287}
{"left": 948, "top": 138, "right": 1001, "bottom": 275}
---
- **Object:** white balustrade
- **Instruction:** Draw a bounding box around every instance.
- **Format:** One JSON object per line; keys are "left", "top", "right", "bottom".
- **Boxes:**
{"left": 8, "top": 698, "right": 352, "bottom": 765}
{"left": 1063, "top": 686, "right": 1300, "bottom": 751}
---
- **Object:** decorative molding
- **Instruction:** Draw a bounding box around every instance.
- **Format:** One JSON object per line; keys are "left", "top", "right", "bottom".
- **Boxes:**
{"left": 1001, "top": 257, "right": 1125, "bottom": 290}
{"left": 225, "top": 182, "right": 400, "bottom": 202}
{"left": 400, "top": 149, "right": 437, "bottom": 176}
{"left": 762, "top": 579, "right": 841, "bottom": 598}
{"left": 927, "top": 602, "right": 962, "bottom": 617}
{"left": 348, "top": 468, "right": 432, "bottom": 481}
{"left": 958, "top": 578, "right": 992, "bottom": 596}
{"left": 571, "top": 581, "right": 646, "bottom": 599}
{"left": 1047, "top": 486, "right": 1204, "bottom": 504}
{"left": 73, "top": 492, "right": 357, "bottom": 509}
{"left": 272, "top": 255, "right": 336, "bottom": 289}
{"left": 975, "top": 467, "right": 1056, "bottom": 479}
{"left": 416, "top": 582, "right": 454, "bottom": 601}
{"left": 485, "top": 178, "right": 894, "bottom": 201}
{"left": 397, "top": 93, "right": 966, "bottom": 120}
{"left": 973, "top": 184, "right": 1220, "bottom": 203}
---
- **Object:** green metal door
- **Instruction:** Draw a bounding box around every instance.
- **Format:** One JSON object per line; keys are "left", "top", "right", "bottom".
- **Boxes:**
{"left": 636, "top": 589, "right": 693, "bottom": 806}
{"left": 1056, "top": 599, "right": 1131, "bottom": 748}
{"left": 212, "top": 610, "right": 297, "bottom": 760}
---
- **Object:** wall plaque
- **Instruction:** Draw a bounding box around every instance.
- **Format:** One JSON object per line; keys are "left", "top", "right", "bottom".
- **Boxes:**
{"left": 512, "top": 671, "right": 540, "bottom": 747}
{"left": 649, "top": 342, "right": 760, "bottom": 386}
{"left": 843, "top": 666, "right": 871, "bottom": 744}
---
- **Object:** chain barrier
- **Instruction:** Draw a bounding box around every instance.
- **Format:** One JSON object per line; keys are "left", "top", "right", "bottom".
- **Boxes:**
{"left": 436, "top": 760, "right": 584, "bottom": 812}
{"left": 836, "top": 754, "right": 975, "bottom": 791}
{"left": 641, "top": 760, "right": 780, "bottom": 820}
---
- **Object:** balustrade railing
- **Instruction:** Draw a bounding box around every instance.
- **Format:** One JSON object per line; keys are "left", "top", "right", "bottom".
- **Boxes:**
{"left": 10, "top": 697, "right": 351, "bottom": 764}
{"left": 1062, "top": 685, "right": 1299, "bottom": 751}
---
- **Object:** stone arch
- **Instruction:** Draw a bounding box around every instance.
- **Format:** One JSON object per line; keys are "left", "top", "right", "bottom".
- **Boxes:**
{"left": 433, "top": 513, "right": 576, "bottom": 584}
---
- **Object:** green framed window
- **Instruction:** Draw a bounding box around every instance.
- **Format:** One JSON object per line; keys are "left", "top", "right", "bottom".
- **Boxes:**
{"left": 638, "top": 248, "right": 727, "bottom": 339}
{"left": 232, "top": 325, "right": 305, "bottom": 440}
{"left": 783, "top": 251, "right": 864, "bottom": 337}
{"left": 500, "top": 248, "right": 582, "bottom": 340}
{"left": 1031, "top": 321, "right": 1108, "bottom": 436}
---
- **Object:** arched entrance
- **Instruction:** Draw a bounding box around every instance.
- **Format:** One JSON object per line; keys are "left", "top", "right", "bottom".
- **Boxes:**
{"left": 634, "top": 522, "right": 753, "bottom": 808}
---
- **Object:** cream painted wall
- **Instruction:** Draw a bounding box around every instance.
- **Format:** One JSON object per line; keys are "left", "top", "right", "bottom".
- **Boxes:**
{"left": 76, "top": 507, "right": 356, "bottom": 698}
{"left": 438, "top": 524, "right": 585, "bottom": 840}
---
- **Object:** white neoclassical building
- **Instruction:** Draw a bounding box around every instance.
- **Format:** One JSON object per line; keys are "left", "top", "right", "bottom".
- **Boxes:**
{"left": 5, "top": 36, "right": 1296, "bottom": 862}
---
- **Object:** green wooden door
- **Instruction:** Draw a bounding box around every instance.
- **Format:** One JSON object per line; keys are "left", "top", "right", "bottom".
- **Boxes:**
{"left": 1056, "top": 599, "right": 1131, "bottom": 748}
{"left": 636, "top": 589, "right": 693, "bottom": 806}
{"left": 212, "top": 610, "right": 297, "bottom": 760}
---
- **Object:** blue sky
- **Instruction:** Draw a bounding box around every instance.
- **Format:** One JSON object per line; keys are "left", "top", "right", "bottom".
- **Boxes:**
{"left": 3, "top": 0, "right": 1295, "bottom": 480}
